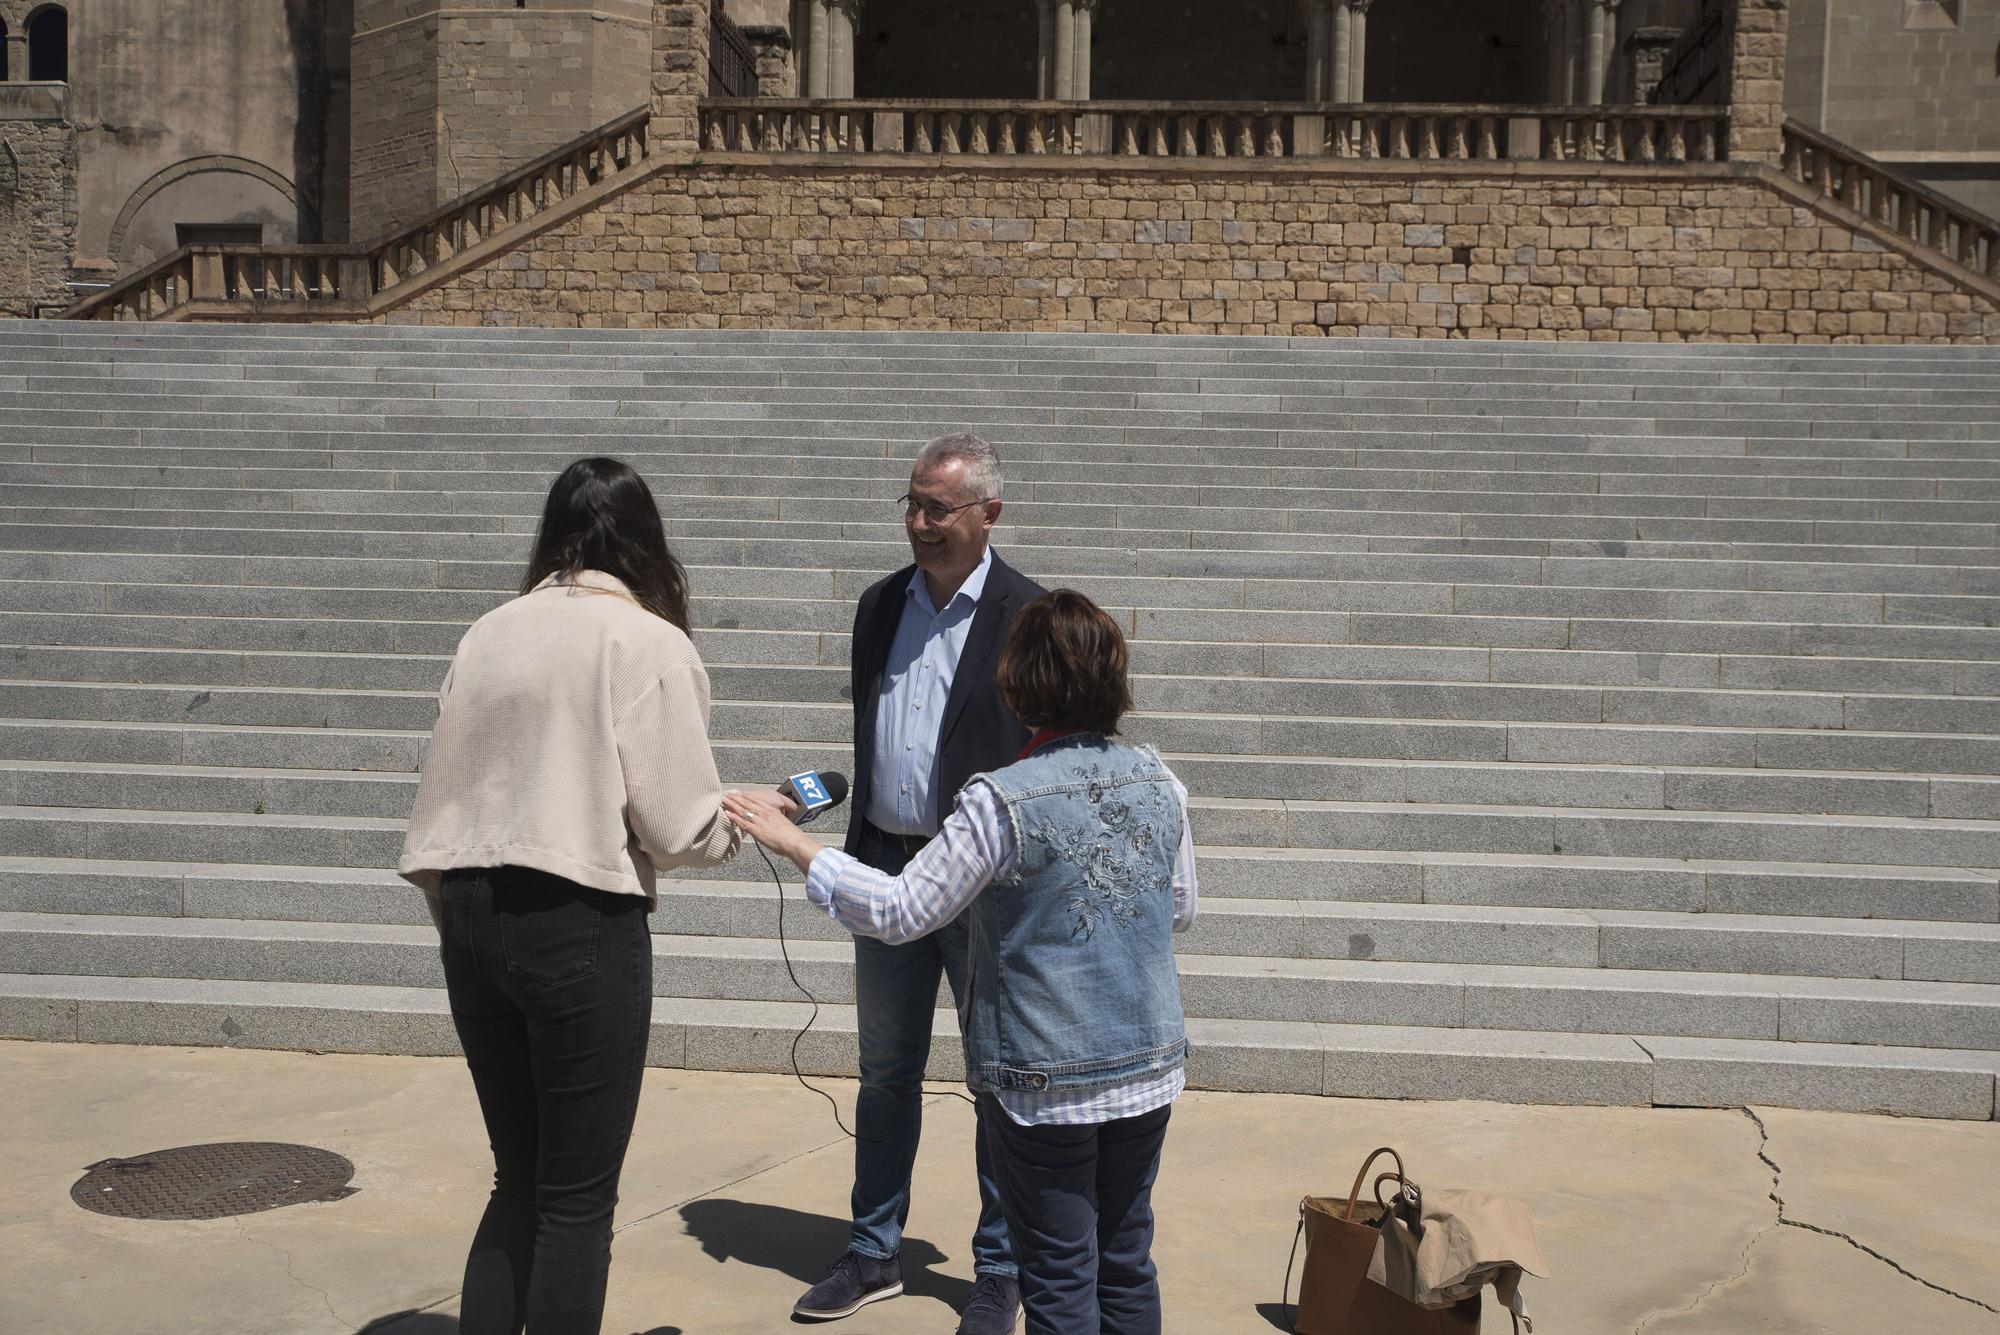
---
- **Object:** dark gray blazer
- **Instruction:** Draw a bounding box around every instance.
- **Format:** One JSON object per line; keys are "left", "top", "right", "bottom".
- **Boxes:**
{"left": 844, "top": 551, "right": 1046, "bottom": 856}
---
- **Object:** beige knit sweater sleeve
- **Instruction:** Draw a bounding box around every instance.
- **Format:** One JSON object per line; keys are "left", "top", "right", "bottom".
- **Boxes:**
{"left": 617, "top": 656, "right": 741, "bottom": 872}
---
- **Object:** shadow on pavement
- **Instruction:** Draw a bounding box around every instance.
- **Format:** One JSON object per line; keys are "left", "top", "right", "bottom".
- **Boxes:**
{"left": 357, "top": 1312, "right": 680, "bottom": 1335}
{"left": 355, "top": 1314, "right": 457, "bottom": 1334}
{"left": 1255, "top": 1299, "right": 1295, "bottom": 1331}
{"left": 678, "top": 1197, "right": 969, "bottom": 1310}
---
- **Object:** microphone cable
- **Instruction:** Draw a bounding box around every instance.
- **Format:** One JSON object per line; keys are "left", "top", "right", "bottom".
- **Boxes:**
{"left": 752, "top": 833, "right": 976, "bottom": 1145}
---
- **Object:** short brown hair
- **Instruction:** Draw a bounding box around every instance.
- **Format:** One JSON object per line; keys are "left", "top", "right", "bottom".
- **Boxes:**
{"left": 997, "top": 589, "right": 1133, "bottom": 735}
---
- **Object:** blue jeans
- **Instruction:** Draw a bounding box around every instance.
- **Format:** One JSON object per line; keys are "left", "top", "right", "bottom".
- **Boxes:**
{"left": 849, "top": 824, "right": 1015, "bottom": 1278}
{"left": 980, "top": 1095, "right": 1172, "bottom": 1335}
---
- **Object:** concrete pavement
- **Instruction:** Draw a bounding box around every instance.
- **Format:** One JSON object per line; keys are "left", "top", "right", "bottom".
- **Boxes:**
{"left": 2, "top": 1040, "right": 1996, "bottom": 1334}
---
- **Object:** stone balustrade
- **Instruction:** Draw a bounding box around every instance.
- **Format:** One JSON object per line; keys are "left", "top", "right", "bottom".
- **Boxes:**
{"left": 64, "top": 247, "right": 360, "bottom": 322}
{"left": 68, "top": 106, "right": 653, "bottom": 320}
{"left": 698, "top": 99, "right": 1729, "bottom": 165}
{"left": 1782, "top": 121, "right": 2000, "bottom": 285}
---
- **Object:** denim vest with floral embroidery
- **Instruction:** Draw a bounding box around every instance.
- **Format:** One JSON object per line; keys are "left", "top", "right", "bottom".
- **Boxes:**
{"left": 962, "top": 734, "right": 1187, "bottom": 1094}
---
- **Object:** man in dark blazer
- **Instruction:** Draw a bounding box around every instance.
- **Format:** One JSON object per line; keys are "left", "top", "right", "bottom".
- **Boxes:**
{"left": 792, "top": 435, "right": 1044, "bottom": 1335}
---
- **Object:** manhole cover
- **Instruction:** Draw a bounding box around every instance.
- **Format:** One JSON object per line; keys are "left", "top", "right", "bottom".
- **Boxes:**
{"left": 71, "top": 1142, "right": 358, "bottom": 1220}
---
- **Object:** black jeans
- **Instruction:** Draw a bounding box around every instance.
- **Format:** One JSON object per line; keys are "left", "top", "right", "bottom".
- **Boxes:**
{"left": 439, "top": 866, "right": 654, "bottom": 1335}
{"left": 979, "top": 1094, "right": 1173, "bottom": 1335}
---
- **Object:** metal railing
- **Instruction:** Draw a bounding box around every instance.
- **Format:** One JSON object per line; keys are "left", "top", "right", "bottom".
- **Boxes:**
{"left": 1781, "top": 121, "right": 2000, "bottom": 284}
{"left": 709, "top": 8, "right": 759, "bottom": 99}
{"left": 67, "top": 106, "right": 653, "bottom": 320}
{"left": 699, "top": 99, "right": 1731, "bottom": 164}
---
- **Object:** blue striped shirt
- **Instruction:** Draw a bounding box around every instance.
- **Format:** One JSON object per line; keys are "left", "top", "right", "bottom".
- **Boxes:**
{"left": 807, "top": 773, "right": 1198, "bottom": 1126}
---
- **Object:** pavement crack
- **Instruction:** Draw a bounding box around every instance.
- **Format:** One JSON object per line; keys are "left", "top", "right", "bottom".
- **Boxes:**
{"left": 1630, "top": 1133, "right": 1776, "bottom": 1335}
{"left": 230, "top": 1214, "right": 347, "bottom": 1329}
{"left": 1743, "top": 1106, "right": 2000, "bottom": 1317}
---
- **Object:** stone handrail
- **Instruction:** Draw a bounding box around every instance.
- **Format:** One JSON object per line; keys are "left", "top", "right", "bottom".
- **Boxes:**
{"left": 699, "top": 99, "right": 1729, "bottom": 164}
{"left": 65, "top": 106, "right": 652, "bottom": 320}
{"left": 1781, "top": 120, "right": 1999, "bottom": 285}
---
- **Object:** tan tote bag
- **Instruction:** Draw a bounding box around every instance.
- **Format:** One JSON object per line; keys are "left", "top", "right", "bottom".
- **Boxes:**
{"left": 1285, "top": 1147, "right": 1483, "bottom": 1335}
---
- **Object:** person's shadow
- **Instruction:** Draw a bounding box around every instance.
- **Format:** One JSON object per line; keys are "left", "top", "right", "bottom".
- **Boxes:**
{"left": 679, "top": 1198, "right": 969, "bottom": 1315}
{"left": 357, "top": 1314, "right": 681, "bottom": 1335}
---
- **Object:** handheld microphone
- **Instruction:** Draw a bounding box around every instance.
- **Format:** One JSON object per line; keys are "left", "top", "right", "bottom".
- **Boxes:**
{"left": 779, "top": 770, "right": 850, "bottom": 826}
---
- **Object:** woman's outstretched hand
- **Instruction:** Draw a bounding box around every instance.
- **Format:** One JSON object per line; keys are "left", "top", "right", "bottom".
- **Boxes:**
{"left": 723, "top": 789, "right": 823, "bottom": 871}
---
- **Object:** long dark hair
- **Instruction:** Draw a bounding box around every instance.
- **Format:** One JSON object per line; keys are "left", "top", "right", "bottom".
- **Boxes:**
{"left": 521, "top": 458, "right": 692, "bottom": 634}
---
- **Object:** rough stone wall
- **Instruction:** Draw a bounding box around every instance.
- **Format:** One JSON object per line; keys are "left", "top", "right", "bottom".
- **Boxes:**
{"left": 349, "top": 1, "right": 442, "bottom": 242}
{"left": 384, "top": 161, "right": 2000, "bottom": 341}
{"left": 0, "top": 117, "right": 78, "bottom": 317}
{"left": 1728, "top": 0, "right": 1789, "bottom": 164}
{"left": 653, "top": 0, "right": 710, "bottom": 149}
{"left": 350, "top": 0, "right": 651, "bottom": 242}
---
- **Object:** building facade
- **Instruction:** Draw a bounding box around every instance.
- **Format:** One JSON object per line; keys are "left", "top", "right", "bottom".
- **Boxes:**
{"left": 2, "top": 0, "right": 1996, "bottom": 324}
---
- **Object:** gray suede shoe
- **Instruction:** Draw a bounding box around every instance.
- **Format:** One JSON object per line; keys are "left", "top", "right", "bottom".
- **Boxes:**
{"left": 954, "top": 1272, "right": 1021, "bottom": 1335}
{"left": 793, "top": 1250, "right": 904, "bottom": 1321}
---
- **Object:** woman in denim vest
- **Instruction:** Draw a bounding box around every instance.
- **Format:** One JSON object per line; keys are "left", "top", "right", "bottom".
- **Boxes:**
{"left": 727, "top": 589, "right": 1197, "bottom": 1335}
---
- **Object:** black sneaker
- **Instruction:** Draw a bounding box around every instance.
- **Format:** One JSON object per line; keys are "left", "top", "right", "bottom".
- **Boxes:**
{"left": 792, "top": 1250, "right": 904, "bottom": 1321}
{"left": 954, "top": 1272, "right": 1021, "bottom": 1335}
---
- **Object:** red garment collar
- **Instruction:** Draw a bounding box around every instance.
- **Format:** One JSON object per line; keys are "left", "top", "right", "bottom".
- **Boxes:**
{"left": 1018, "top": 728, "right": 1081, "bottom": 761}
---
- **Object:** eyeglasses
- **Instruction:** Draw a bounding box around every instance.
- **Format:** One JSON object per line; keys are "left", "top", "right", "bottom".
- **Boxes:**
{"left": 898, "top": 493, "right": 995, "bottom": 525}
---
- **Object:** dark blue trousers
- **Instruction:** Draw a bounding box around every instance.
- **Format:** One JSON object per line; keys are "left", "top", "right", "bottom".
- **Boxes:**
{"left": 978, "top": 1094, "right": 1173, "bottom": 1335}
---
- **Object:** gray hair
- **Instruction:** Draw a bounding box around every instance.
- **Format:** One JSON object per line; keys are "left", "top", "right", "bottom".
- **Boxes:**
{"left": 914, "top": 433, "right": 1004, "bottom": 502}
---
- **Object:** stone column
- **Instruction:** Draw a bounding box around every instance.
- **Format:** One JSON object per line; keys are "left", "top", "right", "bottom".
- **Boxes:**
{"left": 828, "top": 0, "right": 858, "bottom": 98}
{"left": 1037, "top": 0, "right": 1055, "bottom": 97}
{"left": 1053, "top": 0, "right": 1076, "bottom": 98}
{"left": 1727, "top": 0, "right": 1789, "bottom": 164}
{"left": 789, "top": 0, "right": 812, "bottom": 95}
{"left": 805, "top": 0, "right": 831, "bottom": 96}
{"left": 4, "top": 34, "right": 26, "bottom": 83}
{"left": 1347, "top": 0, "right": 1370, "bottom": 104}
{"left": 1564, "top": 0, "right": 1584, "bottom": 102}
{"left": 1073, "top": 0, "right": 1095, "bottom": 100}
{"left": 1307, "top": 0, "right": 1330, "bottom": 100}
{"left": 652, "top": 0, "right": 711, "bottom": 151}
{"left": 1584, "top": 0, "right": 1617, "bottom": 104}
{"left": 1331, "top": 0, "right": 1352, "bottom": 101}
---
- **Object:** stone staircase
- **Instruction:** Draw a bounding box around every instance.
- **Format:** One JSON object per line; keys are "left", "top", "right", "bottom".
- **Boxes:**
{"left": 2, "top": 320, "right": 1998, "bottom": 1120}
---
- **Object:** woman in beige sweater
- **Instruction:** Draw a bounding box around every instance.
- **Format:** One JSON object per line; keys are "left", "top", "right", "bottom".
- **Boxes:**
{"left": 400, "top": 457, "right": 739, "bottom": 1335}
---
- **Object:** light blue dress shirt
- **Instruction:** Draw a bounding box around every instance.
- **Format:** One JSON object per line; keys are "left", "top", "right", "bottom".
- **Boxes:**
{"left": 864, "top": 548, "right": 993, "bottom": 837}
